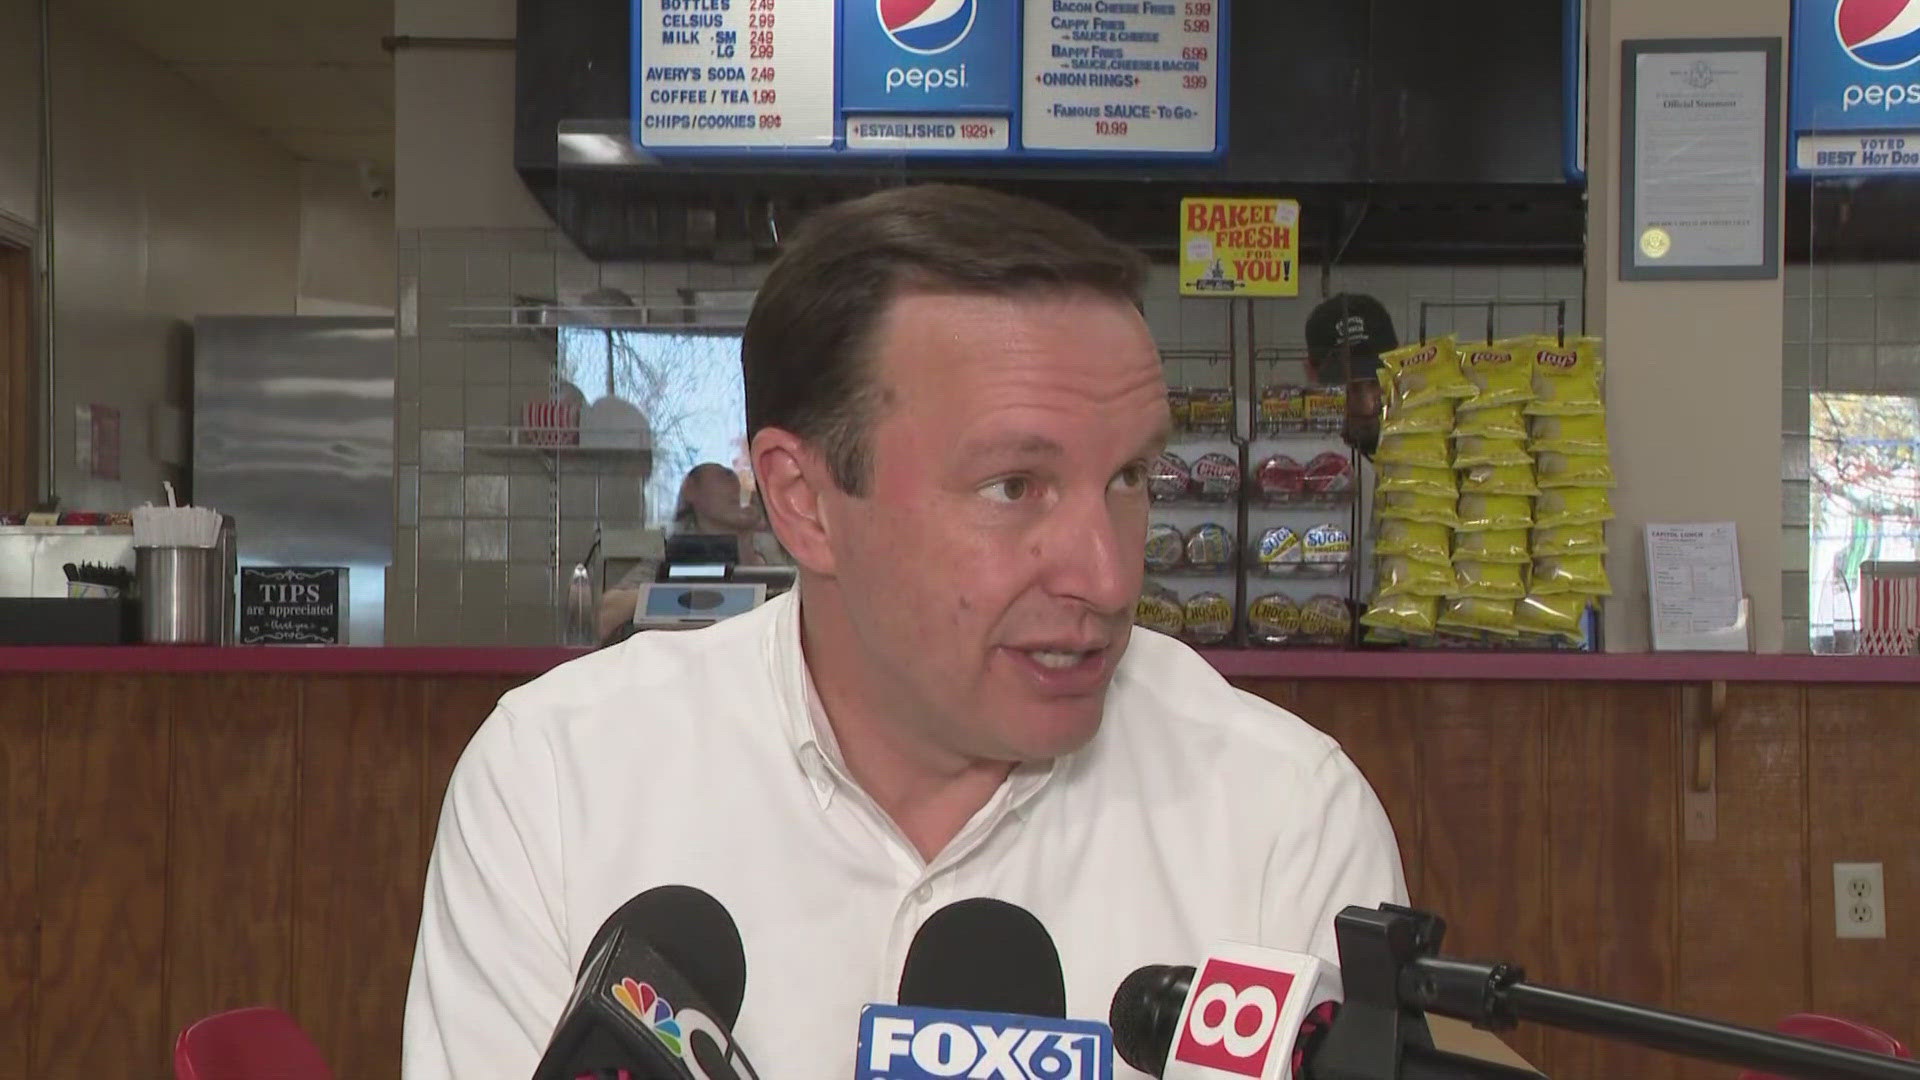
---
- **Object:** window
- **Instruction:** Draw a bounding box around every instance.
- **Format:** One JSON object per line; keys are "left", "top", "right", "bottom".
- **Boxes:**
{"left": 1809, "top": 391, "right": 1920, "bottom": 652}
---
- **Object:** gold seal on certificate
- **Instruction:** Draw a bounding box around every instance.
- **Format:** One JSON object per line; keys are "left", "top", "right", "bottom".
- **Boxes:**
{"left": 1639, "top": 226, "right": 1672, "bottom": 260}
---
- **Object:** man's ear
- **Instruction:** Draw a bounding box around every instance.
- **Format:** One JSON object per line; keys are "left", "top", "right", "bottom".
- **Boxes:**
{"left": 750, "top": 427, "right": 836, "bottom": 575}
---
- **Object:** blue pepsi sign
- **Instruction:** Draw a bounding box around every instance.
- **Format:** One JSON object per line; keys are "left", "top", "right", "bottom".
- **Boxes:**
{"left": 1792, "top": 0, "right": 1920, "bottom": 133}
{"left": 841, "top": 0, "right": 1016, "bottom": 113}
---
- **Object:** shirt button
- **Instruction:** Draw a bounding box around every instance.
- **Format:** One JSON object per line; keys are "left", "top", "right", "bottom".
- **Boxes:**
{"left": 912, "top": 885, "right": 933, "bottom": 904}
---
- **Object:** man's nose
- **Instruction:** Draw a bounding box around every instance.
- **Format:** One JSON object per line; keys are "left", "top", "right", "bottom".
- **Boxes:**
{"left": 1044, "top": 495, "right": 1138, "bottom": 616}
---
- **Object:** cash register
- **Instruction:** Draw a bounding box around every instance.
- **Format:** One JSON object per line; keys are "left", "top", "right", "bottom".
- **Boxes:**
{"left": 631, "top": 533, "right": 796, "bottom": 632}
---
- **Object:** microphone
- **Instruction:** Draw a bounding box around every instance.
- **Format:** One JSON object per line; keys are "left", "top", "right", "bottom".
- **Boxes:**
{"left": 533, "top": 885, "right": 762, "bottom": 1080}
{"left": 856, "top": 897, "right": 1114, "bottom": 1080}
{"left": 1110, "top": 943, "right": 1342, "bottom": 1080}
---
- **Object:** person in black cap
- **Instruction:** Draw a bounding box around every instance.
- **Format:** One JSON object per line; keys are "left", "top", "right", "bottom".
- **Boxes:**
{"left": 1305, "top": 293, "right": 1398, "bottom": 457}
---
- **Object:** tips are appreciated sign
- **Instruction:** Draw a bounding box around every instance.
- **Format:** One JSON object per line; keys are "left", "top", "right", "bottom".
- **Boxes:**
{"left": 240, "top": 567, "right": 347, "bottom": 645}
{"left": 1179, "top": 197, "right": 1300, "bottom": 297}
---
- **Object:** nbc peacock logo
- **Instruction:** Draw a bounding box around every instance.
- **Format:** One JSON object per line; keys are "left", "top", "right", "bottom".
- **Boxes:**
{"left": 610, "top": 977, "right": 685, "bottom": 1056}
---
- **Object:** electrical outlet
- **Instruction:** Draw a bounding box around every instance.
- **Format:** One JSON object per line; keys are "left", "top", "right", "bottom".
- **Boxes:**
{"left": 1834, "top": 862, "right": 1887, "bottom": 939}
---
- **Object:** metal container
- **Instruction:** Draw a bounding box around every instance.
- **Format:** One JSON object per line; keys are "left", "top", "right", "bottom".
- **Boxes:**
{"left": 137, "top": 547, "right": 219, "bottom": 645}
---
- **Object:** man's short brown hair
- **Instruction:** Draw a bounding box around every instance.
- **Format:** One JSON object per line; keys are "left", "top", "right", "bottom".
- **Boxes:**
{"left": 742, "top": 184, "right": 1149, "bottom": 496}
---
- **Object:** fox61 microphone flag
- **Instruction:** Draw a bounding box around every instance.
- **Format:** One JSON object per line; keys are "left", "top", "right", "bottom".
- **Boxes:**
{"left": 856, "top": 1005, "right": 1115, "bottom": 1080}
{"left": 1163, "top": 943, "right": 1342, "bottom": 1080}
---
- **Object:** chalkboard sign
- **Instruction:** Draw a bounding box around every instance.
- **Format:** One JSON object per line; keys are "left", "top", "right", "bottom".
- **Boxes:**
{"left": 240, "top": 567, "right": 347, "bottom": 645}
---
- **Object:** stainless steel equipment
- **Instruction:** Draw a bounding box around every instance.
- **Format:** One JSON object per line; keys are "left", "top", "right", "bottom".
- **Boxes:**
{"left": 137, "top": 546, "right": 218, "bottom": 644}
{"left": 192, "top": 316, "right": 394, "bottom": 645}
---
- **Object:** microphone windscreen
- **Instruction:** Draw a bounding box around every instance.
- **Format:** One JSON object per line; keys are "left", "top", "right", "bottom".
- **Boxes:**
{"left": 1110, "top": 964, "right": 1195, "bottom": 1078}
{"left": 897, "top": 897, "right": 1067, "bottom": 1018}
{"left": 584, "top": 884, "right": 748, "bottom": 1027}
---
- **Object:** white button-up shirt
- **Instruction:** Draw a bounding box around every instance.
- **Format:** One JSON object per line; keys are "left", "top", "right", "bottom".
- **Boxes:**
{"left": 403, "top": 589, "right": 1406, "bottom": 1080}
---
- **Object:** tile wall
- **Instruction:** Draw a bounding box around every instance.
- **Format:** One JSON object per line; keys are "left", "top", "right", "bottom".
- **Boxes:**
{"left": 390, "top": 225, "right": 1586, "bottom": 644}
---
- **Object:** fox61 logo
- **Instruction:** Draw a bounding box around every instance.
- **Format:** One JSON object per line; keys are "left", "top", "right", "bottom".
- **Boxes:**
{"left": 858, "top": 1006, "right": 1113, "bottom": 1080}
{"left": 1170, "top": 959, "right": 1295, "bottom": 1078}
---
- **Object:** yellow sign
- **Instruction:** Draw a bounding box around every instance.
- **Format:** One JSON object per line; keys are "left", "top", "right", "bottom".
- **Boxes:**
{"left": 1179, "top": 197, "right": 1301, "bottom": 298}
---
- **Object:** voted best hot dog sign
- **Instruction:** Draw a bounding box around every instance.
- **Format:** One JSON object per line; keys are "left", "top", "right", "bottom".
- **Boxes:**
{"left": 1178, "top": 197, "right": 1300, "bottom": 297}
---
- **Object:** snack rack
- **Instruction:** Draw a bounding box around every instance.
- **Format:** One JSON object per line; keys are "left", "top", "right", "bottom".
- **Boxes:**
{"left": 1145, "top": 349, "right": 1245, "bottom": 649}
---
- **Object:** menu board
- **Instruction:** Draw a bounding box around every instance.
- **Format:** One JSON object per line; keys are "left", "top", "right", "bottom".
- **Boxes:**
{"left": 631, "top": 0, "right": 1226, "bottom": 159}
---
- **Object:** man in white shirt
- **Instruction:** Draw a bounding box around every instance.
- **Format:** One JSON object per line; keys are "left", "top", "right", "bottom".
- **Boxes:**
{"left": 404, "top": 184, "right": 1407, "bottom": 1080}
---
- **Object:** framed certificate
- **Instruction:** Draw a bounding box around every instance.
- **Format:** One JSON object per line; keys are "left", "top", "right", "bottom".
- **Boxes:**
{"left": 1620, "top": 38, "right": 1782, "bottom": 280}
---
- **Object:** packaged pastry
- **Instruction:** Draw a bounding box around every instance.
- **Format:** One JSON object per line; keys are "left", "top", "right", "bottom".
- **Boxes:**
{"left": 1524, "top": 336, "right": 1605, "bottom": 416}
{"left": 1166, "top": 387, "right": 1192, "bottom": 430}
{"left": 1135, "top": 583, "right": 1185, "bottom": 636}
{"left": 1374, "top": 432, "right": 1452, "bottom": 469}
{"left": 1247, "top": 593, "right": 1302, "bottom": 646}
{"left": 1452, "top": 403, "right": 1528, "bottom": 441}
{"left": 1259, "top": 385, "right": 1308, "bottom": 430}
{"left": 1183, "top": 592, "right": 1235, "bottom": 645}
{"left": 1535, "top": 452, "right": 1617, "bottom": 489}
{"left": 1305, "top": 384, "right": 1347, "bottom": 430}
{"left": 1516, "top": 592, "right": 1590, "bottom": 640}
{"left": 1361, "top": 593, "right": 1439, "bottom": 636}
{"left": 1436, "top": 597, "right": 1520, "bottom": 636}
{"left": 1297, "top": 594, "right": 1353, "bottom": 643}
{"left": 1528, "top": 412, "right": 1610, "bottom": 454}
{"left": 1457, "top": 339, "right": 1534, "bottom": 411}
{"left": 1378, "top": 556, "right": 1454, "bottom": 598}
{"left": 1460, "top": 463, "right": 1540, "bottom": 496}
{"left": 1185, "top": 523, "right": 1235, "bottom": 571}
{"left": 1533, "top": 554, "right": 1613, "bottom": 596}
{"left": 1373, "top": 519, "right": 1453, "bottom": 566}
{"left": 1381, "top": 336, "right": 1472, "bottom": 409}
{"left": 1188, "top": 387, "right": 1235, "bottom": 429}
{"left": 1302, "top": 523, "right": 1352, "bottom": 572}
{"left": 1144, "top": 523, "right": 1186, "bottom": 572}
{"left": 1532, "top": 522, "right": 1608, "bottom": 557}
{"left": 1379, "top": 396, "right": 1456, "bottom": 437}
{"left": 1303, "top": 451, "right": 1354, "bottom": 495}
{"left": 1534, "top": 488, "right": 1615, "bottom": 530}
{"left": 1452, "top": 560, "right": 1530, "bottom": 601}
{"left": 1456, "top": 494, "right": 1533, "bottom": 532}
{"left": 1375, "top": 464, "right": 1457, "bottom": 499}
{"left": 1453, "top": 436, "right": 1532, "bottom": 468}
{"left": 1376, "top": 490, "right": 1461, "bottom": 528}
{"left": 1149, "top": 452, "right": 1193, "bottom": 502}
{"left": 1256, "top": 454, "right": 1306, "bottom": 500}
{"left": 1452, "top": 529, "right": 1531, "bottom": 565}
{"left": 1254, "top": 525, "right": 1304, "bottom": 571}
{"left": 1192, "top": 452, "right": 1242, "bottom": 501}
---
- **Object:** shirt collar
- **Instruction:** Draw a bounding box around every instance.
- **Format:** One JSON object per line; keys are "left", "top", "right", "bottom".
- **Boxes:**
{"left": 761, "top": 589, "right": 1059, "bottom": 815}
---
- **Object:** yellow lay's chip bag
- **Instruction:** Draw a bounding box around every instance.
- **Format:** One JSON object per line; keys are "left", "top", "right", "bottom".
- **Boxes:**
{"left": 1362, "top": 593, "right": 1440, "bottom": 636}
{"left": 1453, "top": 560, "right": 1530, "bottom": 600}
{"left": 1533, "top": 554, "right": 1613, "bottom": 596}
{"left": 1376, "top": 490, "right": 1462, "bottom": 527}
{"left": 1381, "top": 336, "right": 1473, "bottom": 409}
{"left": 1376, "top": 464, "right": 1457, "bottom": 499}
{"left": 1460, "top": 463, "right": 1540, "bottom": 496}
{"left": 1536, "top": 452, "right": 1617, "bottom": 489}
{"left": 1456, "top": 338, "right": 1534, "bottom": 412}
{"left": 1380, "top": 396, "right": 1456, "bottom": 437}
{"left": 1524, "top": 336, "right": 1605, "bottom": 416}
{"left": 1373, "top": 432, "right": 1453, "bottom": 469}
{"left": 1528, "top": 412, "right": 1610, "bottom": 454}
{"left": 1374, "top": 518, "right": 1453, "bottom": 565}
{"left": 1452, "top": 403, "right": 1528, "bottom": 440}
{"left": 1453, "top": 528, "right": 1531, "bottom": 565}
{"left": 1453, "top": 436, "right": 1533, "bottom": 468}
{"left": 1436, "top": 597, "right": 1519, "bottom": 636}
{"left": 1457, "top": 493, "right": 1534, "bottom": 532}
{"left": 1378, "top": 556, "right": 1455, "bottom": 598}
{"left": 1534, "top": 488, "right": 1615, "bottom": 529}
{"left": 1516, "top": 592, "right": 1591, "bottom": 639}
{"left": 1532, "top": 523, "right": 1608, "bottom": 557}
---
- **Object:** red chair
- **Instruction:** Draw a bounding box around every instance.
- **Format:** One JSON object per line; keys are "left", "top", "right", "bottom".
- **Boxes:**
{"left": 1737, "top": 1012, "right": 1910, "bottom": 1080}
{"left": 174, "top": 1006, "right": 334, "bottom": 1080}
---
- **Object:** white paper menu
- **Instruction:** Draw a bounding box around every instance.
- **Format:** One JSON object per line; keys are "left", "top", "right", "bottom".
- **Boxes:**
{"left": 1645, "top": 522, "right": 1750, "bottom": 651}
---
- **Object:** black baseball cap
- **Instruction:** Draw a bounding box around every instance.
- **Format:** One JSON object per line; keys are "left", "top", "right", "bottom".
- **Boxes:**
{"left": 1305, "top": 293, "right": 1398, "bottom": 384}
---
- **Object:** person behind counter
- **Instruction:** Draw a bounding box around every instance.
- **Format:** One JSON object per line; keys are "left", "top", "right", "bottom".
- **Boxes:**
{"left": 404, "top": 184, "right": 1406, "bottom": 1080}
{"left": 1304, "top": 292, "right": 1399, "bottom": 457}
{"left": 671, "top": 461, "right": 787, "bottom": 567}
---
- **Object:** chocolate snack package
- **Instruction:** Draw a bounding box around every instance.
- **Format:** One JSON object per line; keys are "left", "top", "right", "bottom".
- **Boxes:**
{"left": 1247, "top": 593, "right": 1301, "bottom": 646}
{"left": 1149, "top": 451, "right": 1193, "bottom": 502}
{"left": 1192, "top": 452, "right": 1242, "bottom": 501}
{"left": 1183, "top": 592, "right": 1235, "bottom": 645}
{"left": 1135, "top": 582, "right": 1185, "bottom": 636}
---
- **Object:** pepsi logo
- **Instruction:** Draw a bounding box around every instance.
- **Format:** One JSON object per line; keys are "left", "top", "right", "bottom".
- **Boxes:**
{"left": 1837, "top": 0, "right": 1920, "bottom": 71}
{"left": 879, "top": 0, "right": 977, "bottom": 55}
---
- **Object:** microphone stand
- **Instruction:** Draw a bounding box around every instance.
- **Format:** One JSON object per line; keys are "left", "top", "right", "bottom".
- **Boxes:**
{"left": 1311, "top": 905, "right": 1920, "bottom": 1080}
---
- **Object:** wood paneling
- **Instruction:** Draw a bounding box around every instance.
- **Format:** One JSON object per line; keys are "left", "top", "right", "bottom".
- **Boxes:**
{"left": 163, "top": 676, "right": 298, "bottom": 1040}
{"left": 36, "top": 675, "right": 172, "bottom": 1078}
{"left": 1807, "top": 687, "right": 1920, "bottom": 1044}
{"left": 0, "top": 244, "right": 33, "bottom": 509}
{"left": 419, "top": 677, "right": 518, "bottom": 881}
{"left": 294, "top": 677, "right": 425, "bottom": 1080}
{"left": 1295, "top": 679, "right": 1423, "bottom": 893}
{"left": 0, "top": 676, "right": 42, "bottom": 1071}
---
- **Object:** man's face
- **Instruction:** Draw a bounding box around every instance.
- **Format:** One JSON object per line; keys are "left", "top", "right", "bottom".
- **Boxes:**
{"left": 816, "top": 290, "right": 1168, "bottom": 763}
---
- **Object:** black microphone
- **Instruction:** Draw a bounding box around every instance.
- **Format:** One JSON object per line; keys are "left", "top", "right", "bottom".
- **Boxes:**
{"left": 898, "top": 897, "right": 1068, "bottom": 1016}
{"left": 533, "top": 885, "right": 762, "bottom": 1080}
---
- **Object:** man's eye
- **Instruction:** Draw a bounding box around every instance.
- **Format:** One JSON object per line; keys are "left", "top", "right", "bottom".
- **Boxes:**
{"left": 1112, "top": 463, "right": 1148, "bottom": 491}
{"left": 983, "top": 476, "right": 1034, "bottom": 503}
